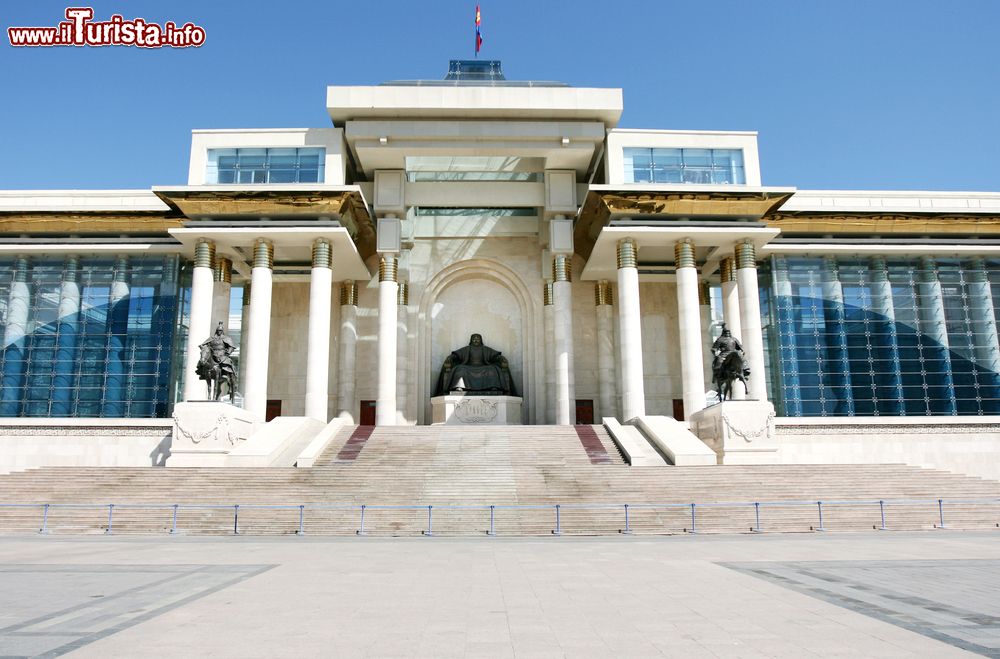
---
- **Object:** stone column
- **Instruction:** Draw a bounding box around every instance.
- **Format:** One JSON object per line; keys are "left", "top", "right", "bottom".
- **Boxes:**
{"left": 821, "top": 256, "right": 854, "bottom": 415}
{"left": 595, "top": 280, "right": 617, "bottom": 420}
{"left": 304, "top": 239, "right": 333, "bottom": 422}
{"left": 552, "top": 254, "right": 576, "bottom": 425}
{"left": 868, "top": 256, "right": 904, "bottom": 414}
{"left": 376, "top": 255, "right": 399, "bottom": 426}
{"left": 772, "top": 256, "right": 802, "bottom": 415}
{"left": 699, "top": 279, "right": 714, "bottom": 394}
{"left": 735, "top": 241, "right": 768, "bottom": 401}
{"left": 337, "top": 281, "right": 359, "bottom": 423}
{"left": 243, "top": 239, "right": 274, "bottom": 420}
{"left": 102, "top": 255, "right": 131, "bottom": 417}
{"left": 238, "top": 283, "right": 251, "bottom": 399}
{"left": 917, "top": 256, "right": 957, "bottom": 414}
{"left": 183, "top": 240, "right": 216, "bottom": 401}
{"left": 396, "top": 281, "right": 410, "bottom": 424}
{"left": 212, "top": 257, "right": 232, "bottom": 331}
{"left": 550, "top": 255, "right": 575, "bottom": 424}
{"left": 966, "top": 259, "right": 1000, "bottom": 406}
{"left": 675, "top": 240, "right": 706, "bottom": 417}
{"left": 0, "top": 257, "right": 31, "bottom": 416}
{"left": 52, "top": 256, "right": 81, "bottom": 416}
{"left": 720, "top": 256, "right": 745, "bottom": 400}
{"left": 617, "top": 238, "right": 646, "bottom": 420}
{"left": 543, "top": 282, "right": 556, "bottom": 424}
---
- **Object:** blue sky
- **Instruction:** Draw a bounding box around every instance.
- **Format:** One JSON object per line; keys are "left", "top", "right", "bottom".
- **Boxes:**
{"left": 1, "top": 0, "right": 997, "bottom": 191}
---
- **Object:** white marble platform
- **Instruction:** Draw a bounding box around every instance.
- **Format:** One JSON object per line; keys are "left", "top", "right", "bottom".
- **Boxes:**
{"left": 688, "top": 400, "right": 777, "bottom": 464}
{"left": 168, "top": 401, "right": 257, "bottom": 467}
{"left": 431, "top": 395, "right": 522, "bottom": 425}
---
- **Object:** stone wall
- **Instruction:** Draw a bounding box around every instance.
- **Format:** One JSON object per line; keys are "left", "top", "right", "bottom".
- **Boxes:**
{"left": 776, "top": 417, "right": 1000, "bottom": 482}
{"left": 0, "top": 419, "right": 173, "bottom": 474}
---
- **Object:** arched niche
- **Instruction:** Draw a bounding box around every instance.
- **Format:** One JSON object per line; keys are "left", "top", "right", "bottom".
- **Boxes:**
{"left": 416, "top": 259, "right": 542, "bottom": 424}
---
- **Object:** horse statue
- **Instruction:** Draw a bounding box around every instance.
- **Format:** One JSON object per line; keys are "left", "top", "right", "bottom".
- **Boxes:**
{"left": 713, "top": 351, "right": 749, "bottom": 402}
{"left": 196, "top": 322, "right": 237, "bottom": 401}
{"left": 711, "top": 323, "right": 750, "bottom": 403}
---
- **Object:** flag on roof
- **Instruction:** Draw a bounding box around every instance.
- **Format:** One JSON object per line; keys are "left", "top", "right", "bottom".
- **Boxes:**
{"left": 475, "top": 4, "right": 483, "bottom": 55}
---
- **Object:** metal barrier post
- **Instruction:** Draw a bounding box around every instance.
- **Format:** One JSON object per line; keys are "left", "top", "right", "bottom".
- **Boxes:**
{"left": 38, "top": 503, "right": 50, "bottom": 534}
{"left": 689, "top": 503, "right": 697, "bottom": 534}
{"left": 105, "top": 504, "right": 114, "bottom": 535}
{"left": 296, "top": 505, "right": 305, "bottom": 536}
{"left": 879, "top": 500, "right": 887, "bottom": 531}
{"left": 356, "top": 504, "right": 366, "bottom": 536}
{"left": 170, "top": 504, "right": 179, "bottom": 535}
{"left": 233, "top": 504, "right": 240, "bottom": 535}
{"left": 422, "top": 505, "right": 434, "bottom": 536}
{"left": 622, "top": 504, "right": 632, "bottom": 535}
{"left": 487, "top": 505, "right": 496, "bottom": 536}
{"left": 552, "top": 504, "right": 562, "bottom": 535}
{"left": 815, "top": 501, "right": 826, "bottom": 532}
{"left": 937, "top": 498, "right": 947, "bottom": 529}
{"left": 753, "top": 502, "right": 761, "bottom": 533}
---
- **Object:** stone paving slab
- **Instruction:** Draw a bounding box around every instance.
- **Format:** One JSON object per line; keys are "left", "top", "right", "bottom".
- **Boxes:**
{"left": 0, "top": 533, "right": 995, "bottom": 657}
{"left": 724, "top": 559, "right": 1000, "bottom": 657}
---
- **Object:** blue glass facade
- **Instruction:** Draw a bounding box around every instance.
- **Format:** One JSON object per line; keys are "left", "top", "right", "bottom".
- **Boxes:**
{"left": 0, "top": 255, "right": 181, "bottom": 418}
{"left": 762, "top": 255, "right": 1000, "bottom": 416}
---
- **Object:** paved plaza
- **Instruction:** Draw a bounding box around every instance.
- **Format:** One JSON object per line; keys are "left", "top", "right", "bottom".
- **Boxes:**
{"left": 0, "top": 532, "right": 997, "bottom": 657}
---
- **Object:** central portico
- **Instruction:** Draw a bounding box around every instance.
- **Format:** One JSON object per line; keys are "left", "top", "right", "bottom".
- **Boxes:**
{"left": 161, "top": 61, "right": 788, "bottom": 429}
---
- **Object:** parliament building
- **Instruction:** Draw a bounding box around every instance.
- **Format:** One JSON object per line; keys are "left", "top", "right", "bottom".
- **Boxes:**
{"left": 3, "top": 60, "right": 1000, "bottom": 482}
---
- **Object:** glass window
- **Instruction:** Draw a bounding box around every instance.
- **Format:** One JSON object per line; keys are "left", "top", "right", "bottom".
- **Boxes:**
{"left": 206, "top": 147, "right": 326, "bottom": 184}
{"left": 623, "top": 147, "right": 746, "bottom": 184}
{"left": 0, "top": 255, "right": 180, "bottom": 419}
{"left": 764, "top": 255, "right": 1000, "bottom": 417}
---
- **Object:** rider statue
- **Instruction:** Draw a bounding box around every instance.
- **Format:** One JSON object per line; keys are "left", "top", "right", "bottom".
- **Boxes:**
{"left": 711, "top": 323, "right": 748, "bottom": 401}
{"left": 197, "top": 321, "right": 237, "bottom": 401}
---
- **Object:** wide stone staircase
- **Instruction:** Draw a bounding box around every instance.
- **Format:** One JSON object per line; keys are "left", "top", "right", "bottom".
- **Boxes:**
{"left": 0, "top": 425, "right": 998, "bottom": 536}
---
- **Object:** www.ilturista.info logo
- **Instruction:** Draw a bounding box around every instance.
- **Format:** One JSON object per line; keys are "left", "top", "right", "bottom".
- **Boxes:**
{"left": 8, "top": 7, "right": 206, "bottom": 48}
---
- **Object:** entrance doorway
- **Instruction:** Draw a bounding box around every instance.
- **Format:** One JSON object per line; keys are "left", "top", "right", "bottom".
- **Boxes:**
{"left": 575, "top": 399, "right": 594, "bottom": 425}
{"left": 359, "top": 400, "right": 376, "bottom": 426}
{"left": 672, "top": 399, "right": 685, "bottom": 421}
{"left": 265, "top": 399, "right": 281, "bottom": 422}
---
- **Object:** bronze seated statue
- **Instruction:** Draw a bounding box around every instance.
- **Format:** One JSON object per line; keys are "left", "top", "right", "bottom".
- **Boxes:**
{"left": 435, "top": 333, "right": 517, "bottom": 397}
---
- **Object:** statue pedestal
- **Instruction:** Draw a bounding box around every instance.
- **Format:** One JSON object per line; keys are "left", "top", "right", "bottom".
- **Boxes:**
{"left": 431, "top": 395, "right": 522, "bottom": 425}
{"left": 168, "top": 401, "right": 257, "bottom": 467}
{"left": 688, "top": 400, "right": 777, "bottom": 465}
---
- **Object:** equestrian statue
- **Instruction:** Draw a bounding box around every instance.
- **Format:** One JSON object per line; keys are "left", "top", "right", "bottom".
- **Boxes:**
{"left": 196, "top": 321, "right": 237, "bottom": 402}
{"left": 711, "top": 323, "right": 750, "bottom": 402}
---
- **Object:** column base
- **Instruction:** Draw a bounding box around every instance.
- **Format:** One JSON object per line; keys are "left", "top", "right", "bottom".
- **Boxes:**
{"left": 431, "top": 395, "right": 522, "bottom": 425}
{"left": 168, "top": 401, "right": 257, "bottom": 467}
{"left": 688, "top": 400, "right": 777, "bottom": 465}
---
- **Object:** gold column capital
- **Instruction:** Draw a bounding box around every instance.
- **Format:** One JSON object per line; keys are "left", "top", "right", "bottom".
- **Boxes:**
{"left": 543, "top": 282, "right": 553, "bottom": 306}
{"left": 553, "top": 254, "right": 572, "bottom": 282}
{"left": 252, "top": 239, "right": 274, "bottom": 269}
{"left": 698, "top": 280, "right": 710, "bottom": 306}
{"left": 735, "top": 241, "right": 756, "bottom": 269}
{"left": 397, "top": 280, "right": 409, "bottom": 306}
{"left": 379, "top": 255, "right": 398, "bottom": 283}
{"left": 674, "top": 239, "right": 695, "bottom": 269}
{"left": 311, "top": 238, "right": 332, "bottom": 269}
{"left": 595, "top": 280, "right": 613, "bottom": 306}
{"left": 616, "top": 238, "right": 637, "bottom": 269}
{"left": 214, "top": 256, "right": 233, "bottom": 283}
{"left": 194, "top": 239, "right": 216, "bottom": 269}
{"left": 720, "top": 256, "right": 735, "bottom": 282}
{"left": 340, "top": 280, "right": 358, "bottom": 306}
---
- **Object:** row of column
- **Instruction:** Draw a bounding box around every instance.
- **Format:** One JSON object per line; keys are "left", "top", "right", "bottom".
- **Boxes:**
{"left": 185, "top": 237, "right": 365, "bottom": 424}
{"left": 591, "top": 238, "right": 768, "bottom": 422}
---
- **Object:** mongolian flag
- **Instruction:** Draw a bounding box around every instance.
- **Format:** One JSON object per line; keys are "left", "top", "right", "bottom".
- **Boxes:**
{"left": 475, "top": 4, "right": 483, "bottom": 55}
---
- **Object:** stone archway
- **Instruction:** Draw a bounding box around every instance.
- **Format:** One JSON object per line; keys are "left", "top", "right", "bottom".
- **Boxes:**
{"left": 416, "top": 259, "right": 542, "bottom": 424}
